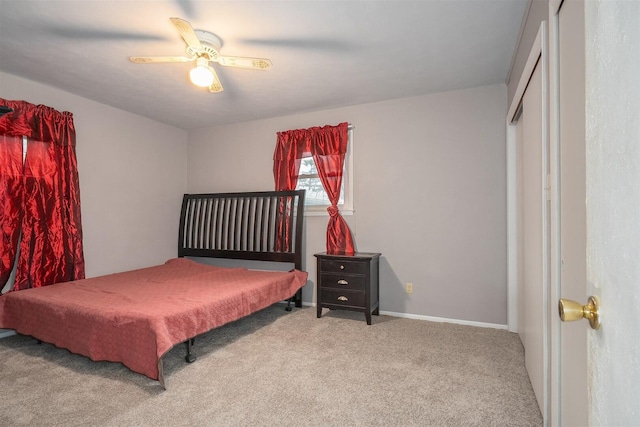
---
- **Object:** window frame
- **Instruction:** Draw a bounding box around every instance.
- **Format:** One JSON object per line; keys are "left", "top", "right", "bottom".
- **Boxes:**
{"left": 296, "top": 127, "right": 354, "bottom": 216}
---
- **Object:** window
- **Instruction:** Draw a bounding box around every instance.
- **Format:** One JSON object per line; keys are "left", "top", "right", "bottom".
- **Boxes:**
{"left": 1, "top": 135, "right": 26, "bottom": 295}
{"left": 295, "top": 127, "right": 353, "bottom": 214}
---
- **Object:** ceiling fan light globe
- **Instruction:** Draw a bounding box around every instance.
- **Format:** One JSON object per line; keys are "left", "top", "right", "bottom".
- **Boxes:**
{"left": 190, "top": 64, "right": 214, "bottom": 87}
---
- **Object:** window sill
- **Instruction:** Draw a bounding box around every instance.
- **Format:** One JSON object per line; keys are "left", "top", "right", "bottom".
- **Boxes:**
{"left": 304, "top": 208, "right": 354, "bottom": 217}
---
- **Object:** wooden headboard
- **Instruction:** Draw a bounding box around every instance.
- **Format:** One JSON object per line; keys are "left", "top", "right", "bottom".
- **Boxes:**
{"left": 178, "top": 190, "right": 306, "bottom": 270}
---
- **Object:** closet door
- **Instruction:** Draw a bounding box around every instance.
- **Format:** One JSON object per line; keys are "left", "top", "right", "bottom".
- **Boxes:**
{"left": 518, "top": 57, "right": 546, "bottom": 415}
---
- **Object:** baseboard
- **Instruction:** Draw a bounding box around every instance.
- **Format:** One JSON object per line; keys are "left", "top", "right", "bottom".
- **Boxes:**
{"left": 301, "top": 302, "right": 507, "bottom": 330}
{"left": 0, "top": 329, "right": 16, "bottom": 339}
{"left": 378, "top": 310, "right": 508, "bottom": 330}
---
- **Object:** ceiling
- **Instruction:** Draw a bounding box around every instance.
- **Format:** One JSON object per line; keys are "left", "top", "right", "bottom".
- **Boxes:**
{"left": 0, "top": 0, "right": 529, "bottom": 130}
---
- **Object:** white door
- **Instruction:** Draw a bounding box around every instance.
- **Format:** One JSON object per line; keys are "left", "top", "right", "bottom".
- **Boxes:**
{"left": 583, "top": 0, "right": 640, "bottom": 424}
{"left": 519, "top": 58, "right": 547, "bottom": 417}
{"left": 507, "top": 19, "right": 552, "bottom": 420}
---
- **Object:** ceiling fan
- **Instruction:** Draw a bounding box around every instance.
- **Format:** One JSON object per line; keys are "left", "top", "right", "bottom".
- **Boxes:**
{"left": 129, "top": 18, "right": 272, "bottom": 93}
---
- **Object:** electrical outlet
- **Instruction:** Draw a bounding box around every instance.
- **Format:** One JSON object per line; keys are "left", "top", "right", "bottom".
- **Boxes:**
{"left": 406, "top": 282, "right": 413, "bottom": 294}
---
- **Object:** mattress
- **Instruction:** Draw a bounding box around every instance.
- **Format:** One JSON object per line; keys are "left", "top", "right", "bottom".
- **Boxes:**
{"left": 0, "top": 258, "right": 307, "bottom": 383}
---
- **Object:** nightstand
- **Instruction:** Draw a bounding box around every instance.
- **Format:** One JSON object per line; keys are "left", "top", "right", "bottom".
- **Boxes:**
{"left": 314, "top": 252, "right": 381, "bottom": 325}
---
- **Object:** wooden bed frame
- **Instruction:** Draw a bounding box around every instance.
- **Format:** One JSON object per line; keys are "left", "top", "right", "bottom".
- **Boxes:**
{"left": 176, "top": 189, "right": 306, "bottom": 363}
{"left": 179, "top": 189, "right": 305, "bottom": 281}
{"left": 0, "top": 190, "right": 307, "bottom": 388}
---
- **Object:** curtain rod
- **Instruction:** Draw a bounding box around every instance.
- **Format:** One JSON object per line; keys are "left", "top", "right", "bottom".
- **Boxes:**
{"left": 348, "top": 124, "right": 354, "bottom": 130}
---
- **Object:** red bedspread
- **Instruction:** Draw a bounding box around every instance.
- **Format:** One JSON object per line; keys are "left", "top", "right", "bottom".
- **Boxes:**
{"left": 0, "top": 258, "right": 307, "bottom": 384}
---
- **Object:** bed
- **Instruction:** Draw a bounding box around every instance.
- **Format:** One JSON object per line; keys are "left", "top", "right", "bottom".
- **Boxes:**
{"left": 0, "top": 190, "right": 307, "bottom": 388}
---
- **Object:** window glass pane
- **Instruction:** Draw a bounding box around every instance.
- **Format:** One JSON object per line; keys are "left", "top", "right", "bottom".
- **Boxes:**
{"left": 297, "top": 177, "right": 327, "bottom": 205}
{"left": 296, "top": 175, "right": 344, "bottom": 206}
{"left": 299, "top": 157, "right": 316, "bottom": 175}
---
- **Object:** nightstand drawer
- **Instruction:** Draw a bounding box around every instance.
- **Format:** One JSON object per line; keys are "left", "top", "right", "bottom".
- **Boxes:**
{"left": 320, "top": 273, "right": 366, "bottom": 291}
{"left": 320, "top": 259, "right": 367, "bottom": 275}
{"left": 321, "top": 289, "right": 365, "bottom": 308}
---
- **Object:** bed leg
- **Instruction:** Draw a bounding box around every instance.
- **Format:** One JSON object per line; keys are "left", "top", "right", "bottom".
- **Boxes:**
{"left": 295, "top": 288, "right": 303, "bottom": 308}
{"left": 158, "top": 359, "right": 166, "bottom": 390}
{"left": 185, "top": 339, "right": 197, "bottom": 363}
{"left": 285, "top": 289, "right": 303, "bottom": 311}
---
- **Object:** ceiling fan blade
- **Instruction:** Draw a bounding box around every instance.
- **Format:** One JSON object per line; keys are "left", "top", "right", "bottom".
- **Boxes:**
{"left": 208, "top": 67, "right": 224, "bottom": 93}
{"left": 175, "top": 0, "right": 196, "bottom": 19}
{"left": 129, "top": 56, "right": 193, "bottom": 64}
{"left": 169, "top": 17, "right": 202, "bottom": 50}
{"left": 217, "top": 56, "right": 272, "bottom": 70}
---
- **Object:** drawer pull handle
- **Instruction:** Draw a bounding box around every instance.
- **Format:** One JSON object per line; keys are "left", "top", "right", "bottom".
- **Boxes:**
{"left": 337, "top": 279, "right": 349, "bottom": 285}
{"left": 337, "top": 296, "right": 348, "bottom": 301}
{"left": 340, "top": 265, "right": 345, "bottom": 270}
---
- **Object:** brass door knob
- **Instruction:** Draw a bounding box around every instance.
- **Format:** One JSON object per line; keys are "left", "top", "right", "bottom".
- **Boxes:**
{"left": 558, "top": 296, "right": 601, "bottom": 330}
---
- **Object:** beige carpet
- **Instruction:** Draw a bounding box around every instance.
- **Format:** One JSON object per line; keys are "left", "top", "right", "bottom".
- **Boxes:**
{"left": 0, "top": 305, "right": 542, "bottom": 426}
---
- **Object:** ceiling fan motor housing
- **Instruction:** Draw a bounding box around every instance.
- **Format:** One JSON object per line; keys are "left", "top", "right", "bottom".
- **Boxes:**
{"left": 187, "top": 30, "right": 222, "bottom": 60}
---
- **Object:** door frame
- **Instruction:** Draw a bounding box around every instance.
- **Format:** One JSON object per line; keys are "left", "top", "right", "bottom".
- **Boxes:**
{"left": 547, "top": 2, "right": 563, "bottom": 426}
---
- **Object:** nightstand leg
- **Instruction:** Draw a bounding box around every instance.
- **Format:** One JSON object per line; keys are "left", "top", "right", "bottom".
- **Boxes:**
{"left": 365, "top": 312, "right": 372, "bottom": 325}
{"left": 317, "top": 305, "right": 322, "bottom": 318}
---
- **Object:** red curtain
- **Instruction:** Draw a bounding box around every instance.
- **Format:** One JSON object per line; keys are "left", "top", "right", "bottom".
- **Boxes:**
{"left": 0, "top": 99, "right": 85, "bottom": 291}
{"left": 273, "top": 122, "right": 355, "bottom": 255}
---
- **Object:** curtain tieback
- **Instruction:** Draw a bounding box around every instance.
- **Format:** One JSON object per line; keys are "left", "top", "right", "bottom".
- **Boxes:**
{"left": 327, "top": 205, "right": 339, "bottom": 217}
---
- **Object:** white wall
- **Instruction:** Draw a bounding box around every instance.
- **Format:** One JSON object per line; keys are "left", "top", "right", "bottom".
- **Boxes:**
{"left": 0, "top": 72, "right": 188, "bottom": 278}
{"left": 188, "top": 84, "right": 508, "bottom": 325}
{"left": 585, "top": 1, "right": 640, "bottom": 423}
